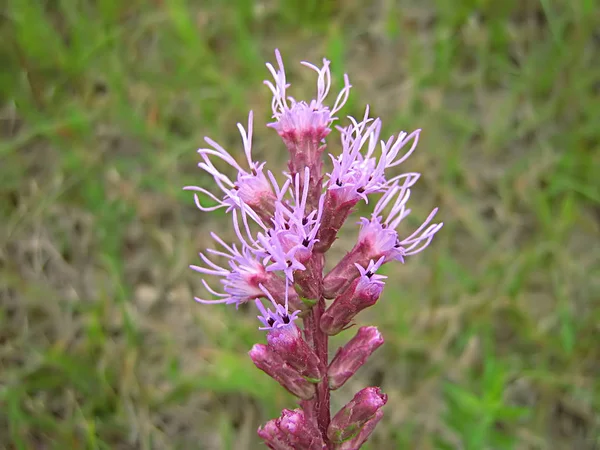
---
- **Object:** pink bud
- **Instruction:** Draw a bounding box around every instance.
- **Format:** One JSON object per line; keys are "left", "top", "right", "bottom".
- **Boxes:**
{"left": 257, "top": 417, "right": 294, "bottom": 450}
{"left": 293, "top": 253, "right": 324, "bottom": 301}
{"left": 278, "top": 408, "right": 325, "bottom": 449}
{"left": 321, "top": 260, "right": 385, "bottom": 336}
{"left": 328, "top": 327, "right": 384, "bottom": 390}
{"left": 261, "top": 272, "right": 305, "bottom": 311}
{"left": 267, "top": 323, "right": 323, "bottom": 382}
{"left": 323, "top": 243, "right": 371, "bottom": 298}
{"left": 327, "top": 387, "right": 388, "bottom": 444}
{"left": 334, "top": 409, "right": 383, "bottom": 449}
{"left": 258, "top": 409, "right": 325, "bottom": 450}
{"left": 315, "top": 190, "right": 358, "bottom": 253}
{"left": 249, "top": 344, "right": 316, "bottom": 400}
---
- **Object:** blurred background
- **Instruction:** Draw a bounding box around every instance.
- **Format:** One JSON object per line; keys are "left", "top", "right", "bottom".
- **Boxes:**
{"left": 1, "top": 0, "right": 599, "bottom": 449}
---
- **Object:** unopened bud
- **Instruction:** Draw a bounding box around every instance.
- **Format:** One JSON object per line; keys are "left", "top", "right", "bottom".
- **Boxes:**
{"left": 258, "top": 409, "right": 325, "bottom": 450}
{"left": 327, "top": 387, "right": 388, "bottom": 444}
{"left": 267, "top": 323, "right": 323, "bottom": 382}
{"left": 323, "top": 244, "right": 371, "bottom": 298}
{"left": 328, "top": 327, "right": 384, "bottom": 390}
{"left": 334, "top": 409, "right": 383, "bottom": 449}
{"left": 262, "top": 272, "right": 305, "bottom": 311}
{"left": 315, "top": 191, "right": 358, "bottom": 253}
{"left": 293, "top": 253, "right": 324, "bottom": 301}
{"left": 249, "top": 344, "right": 316, "bottom": 399}
{"left": 321, "top": 259, "right": 386, "bottom": 335}
{"left": 257, "top": 418, "right": 294, "bottom": 450}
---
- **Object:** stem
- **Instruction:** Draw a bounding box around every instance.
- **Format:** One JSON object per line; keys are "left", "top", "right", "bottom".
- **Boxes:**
{"left": 313, "top": 295, "right": 331, "bottom": 443}
{"left": 302, "top": 252, "right": 331, "bottom": 447}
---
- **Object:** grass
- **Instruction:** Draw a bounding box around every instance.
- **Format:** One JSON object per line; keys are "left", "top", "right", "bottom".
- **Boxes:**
{"left": 1, "top": 0, "right": 599, "bottom": 448}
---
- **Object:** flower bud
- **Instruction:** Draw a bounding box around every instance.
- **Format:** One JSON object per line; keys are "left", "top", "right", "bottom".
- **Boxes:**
{"left": 328, "top": 327, "right": 384, "bottom": 390}
{"left": 249, "top": 344, "right": 316, "bottom": 399}
{"left": 321, "top": 259, "right": 386, "bottom": 335}
{"left": 334, "top": 409, "right": 383, "bottom": 449}
{"left": 262, "top": 272, "right": 305, "bottom": 311}
{"left": 257, "top": 418, "right": 294, "bottom": 450}
{"left": 327, "top": 387, "right": 388, "bottom": 444}
{"left": 267, "top": 323, "right": 323, "bottom": 382}
{"left": 323, "top": 243, "right": 371, "bottom": 298}
{"left": 293, "top": 253, "right": 324, "bottom": 301}
{"left": 315, "top": 190, "right": 358, "bottom": 253}
{"left": 258, "top": 409, "right": 325, "bottom": 450}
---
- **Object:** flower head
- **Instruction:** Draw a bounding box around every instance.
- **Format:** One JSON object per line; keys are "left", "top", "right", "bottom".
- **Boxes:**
{"left": 265, "top": 49, "right": 351, "bottom": 144}
{"left": 190, "top": 232, "right": 268, "bottom": 307}
{"left": 358, "top": 180, "right": 443, "bottom": 262}
{"left": 184, "top": 112, "right": 277, "bottom": 221}
{"left": 257, "top": 168, "right": 324, "bottom": 281}
{"left": 354, "top": 256, "right": 387, "bottom": 299}
{"left": 327, "top": 107, "right": 423, "bottom": 205}
{"left": 254, "top": 284, "right": 300, "bottom": 331}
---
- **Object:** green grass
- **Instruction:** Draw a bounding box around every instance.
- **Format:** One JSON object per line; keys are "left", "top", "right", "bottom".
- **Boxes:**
{"left": 1, "top": 0, "right": 599, "bottom": 448}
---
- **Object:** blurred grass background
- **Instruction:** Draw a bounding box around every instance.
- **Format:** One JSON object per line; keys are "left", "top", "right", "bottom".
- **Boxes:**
{"left": 1, "top": 0, "right": 599, "bottom": 449}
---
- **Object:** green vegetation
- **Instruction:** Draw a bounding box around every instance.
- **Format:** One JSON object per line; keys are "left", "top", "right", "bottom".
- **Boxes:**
{"left": 1, "top": 0, "right": 598, "bottom": 448}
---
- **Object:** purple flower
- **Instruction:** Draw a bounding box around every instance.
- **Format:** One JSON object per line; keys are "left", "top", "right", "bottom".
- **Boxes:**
{"left": 322, "top": 181, "right": 442, "bottom": 297}
{"left": 254, "top": 283, "right": 300, "bottom": 331}
{"left": 183, "top": 112, "right": 277, "bottom": 222}
{"left": 327, "top": 107, "right": 422, "bottom": 204}
{"left": 315, "top": 109, "right": 423, "bottom": 252}
{"left": 354, "top": 257, "right": 388, "bottom": 298}
{"left": 327, "top": 110, "right": 386, "bottom": 204}
{"left": 265, "top": 50, "right": 351, "bottom": 144}
{"left": 257, "top": 168, "right": 324, "bottom": 281}
{"left": 189, "top": 232, "right": 269, "bottom": 306}
{"left": 358, "top": 181, "right": 443, "bottom": 263}
{"left": 186, "top": 49, "right": 442, "bottom": 447}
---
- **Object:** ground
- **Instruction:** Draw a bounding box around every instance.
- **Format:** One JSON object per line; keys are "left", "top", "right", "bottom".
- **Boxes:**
{"left": 1, "top": 0, "right": 599, "bottom": 449}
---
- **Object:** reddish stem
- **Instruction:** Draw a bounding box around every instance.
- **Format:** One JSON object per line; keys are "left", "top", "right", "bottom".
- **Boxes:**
{"left": 313, "top": 295, "right": 331, "bottom": 443}
{"left": 302, "top": 252, "right": 331, "bottom": 447}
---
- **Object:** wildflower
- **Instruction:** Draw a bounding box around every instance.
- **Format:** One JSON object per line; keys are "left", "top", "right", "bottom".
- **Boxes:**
{"left": 189, "top": 232, "right": 269, "bottom": 306}
{"left": 257, "top": 169, "right": 324, "bottom": 277}
{"left": 253, "top": 168, "right": 326, "bottom": 299}
{"left": 186, "top": 49, "right": 442, "bottom": 447}
{"left": 357, "top": 181, "right": 442, "bottom": 263}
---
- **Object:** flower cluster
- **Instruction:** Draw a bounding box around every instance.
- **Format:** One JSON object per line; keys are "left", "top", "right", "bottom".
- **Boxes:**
{"left": 186, "top": 49, "right": 442, "bottom": 449}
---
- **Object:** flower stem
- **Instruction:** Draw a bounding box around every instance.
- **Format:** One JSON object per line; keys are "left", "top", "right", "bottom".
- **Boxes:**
{"left": 313, "top": 294, "right": 331, "bottom": 444}
{"left": 302, "top": 252, "right": 331, "bottom": 447}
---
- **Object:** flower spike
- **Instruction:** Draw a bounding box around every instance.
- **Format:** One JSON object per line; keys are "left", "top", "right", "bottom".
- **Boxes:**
{"left": 186, "top": 49, "right": 442, "bottom": 447}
